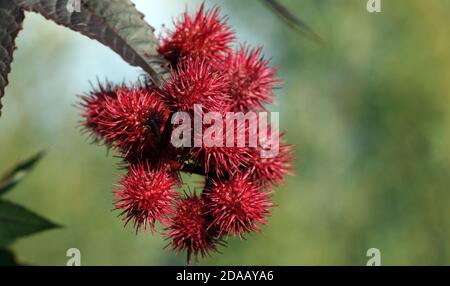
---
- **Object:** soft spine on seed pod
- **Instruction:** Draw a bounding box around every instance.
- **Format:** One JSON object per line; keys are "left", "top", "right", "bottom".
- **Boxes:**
{"left": 79, "top": 3, "right": 293, "bottom": 263}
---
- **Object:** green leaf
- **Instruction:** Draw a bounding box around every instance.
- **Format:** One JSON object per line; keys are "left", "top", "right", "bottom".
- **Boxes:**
{"left": 0, "top": 248, "right": 19, "bottom": 266}
{"left": 0, "top": 199, "right": 60, "bottom": 247}
{"left": 261, "top": 0, "right": 323, "bottom": 44}
{"left": 0, "top": 1, "right": 24, "bottom": 117}
{"left": 0, "top": 151, "right": 44, "bottom": 196}
{"left": 16, "top": 0, "right": 168, "bottom": 84}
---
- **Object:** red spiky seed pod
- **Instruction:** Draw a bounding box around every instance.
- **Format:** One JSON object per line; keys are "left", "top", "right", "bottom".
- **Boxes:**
{"left": 114, "top": 161, "right": 179, "bottom": 232}
{"left": 247, "top": 132, "right": 294, "bottom": 186}
{"left": 223, "top": 46, "right": 280, "bottom": 112}
{"left": 191, "top": 145, "right": 249, "bottom": 177}
{"left": 205, "top": 173, "right": 273, "bottom": 238}
{"left": 79, "top": 82, "right": 118, "bottom": 142}
{"left": 80, "top": 87, "right": 170, "bottom": 157}
{"left": 158, "top": 57, "right": 230, "bottom": 114}
{"left": 164, "top": 194, "right": 221, "bottom": 263}
{"left": 159, "top": 3, "right": 235, "bottom": 65}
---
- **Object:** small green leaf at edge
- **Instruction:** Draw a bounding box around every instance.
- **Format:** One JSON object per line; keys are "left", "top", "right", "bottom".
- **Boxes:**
{"left": 0, "top": 151, "right": 45, "bottom": 196}
{"left": 0, "top": 199, "right": 61, "bottom": 247}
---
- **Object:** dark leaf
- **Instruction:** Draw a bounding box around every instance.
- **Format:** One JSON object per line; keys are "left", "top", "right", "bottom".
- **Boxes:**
{"left": 0, "top": 199, "right": 60, "bottom": 247}
{"left": 261, "top": 0, "right": 323, "bottom": 44}
{"left": 16, "top": 0, "right": 168, "bottom": 83}
{"left": 0, "top": 151, "right": 44, "bottom": 196}
{"left": 0, "top": 1, "right": 25, "bottom": 117}
{"left": 0, "top": 248, "right": 19, "bottom": 266}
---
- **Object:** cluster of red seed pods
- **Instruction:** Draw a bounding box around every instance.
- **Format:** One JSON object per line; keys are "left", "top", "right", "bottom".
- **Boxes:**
{"left": 80, "top": 4, "right": 292, "bottom": 262}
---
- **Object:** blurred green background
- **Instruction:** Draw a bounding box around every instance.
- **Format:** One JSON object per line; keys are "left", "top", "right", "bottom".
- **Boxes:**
{"left": 1, "top": 0, "right": 450, "bottom": 265}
